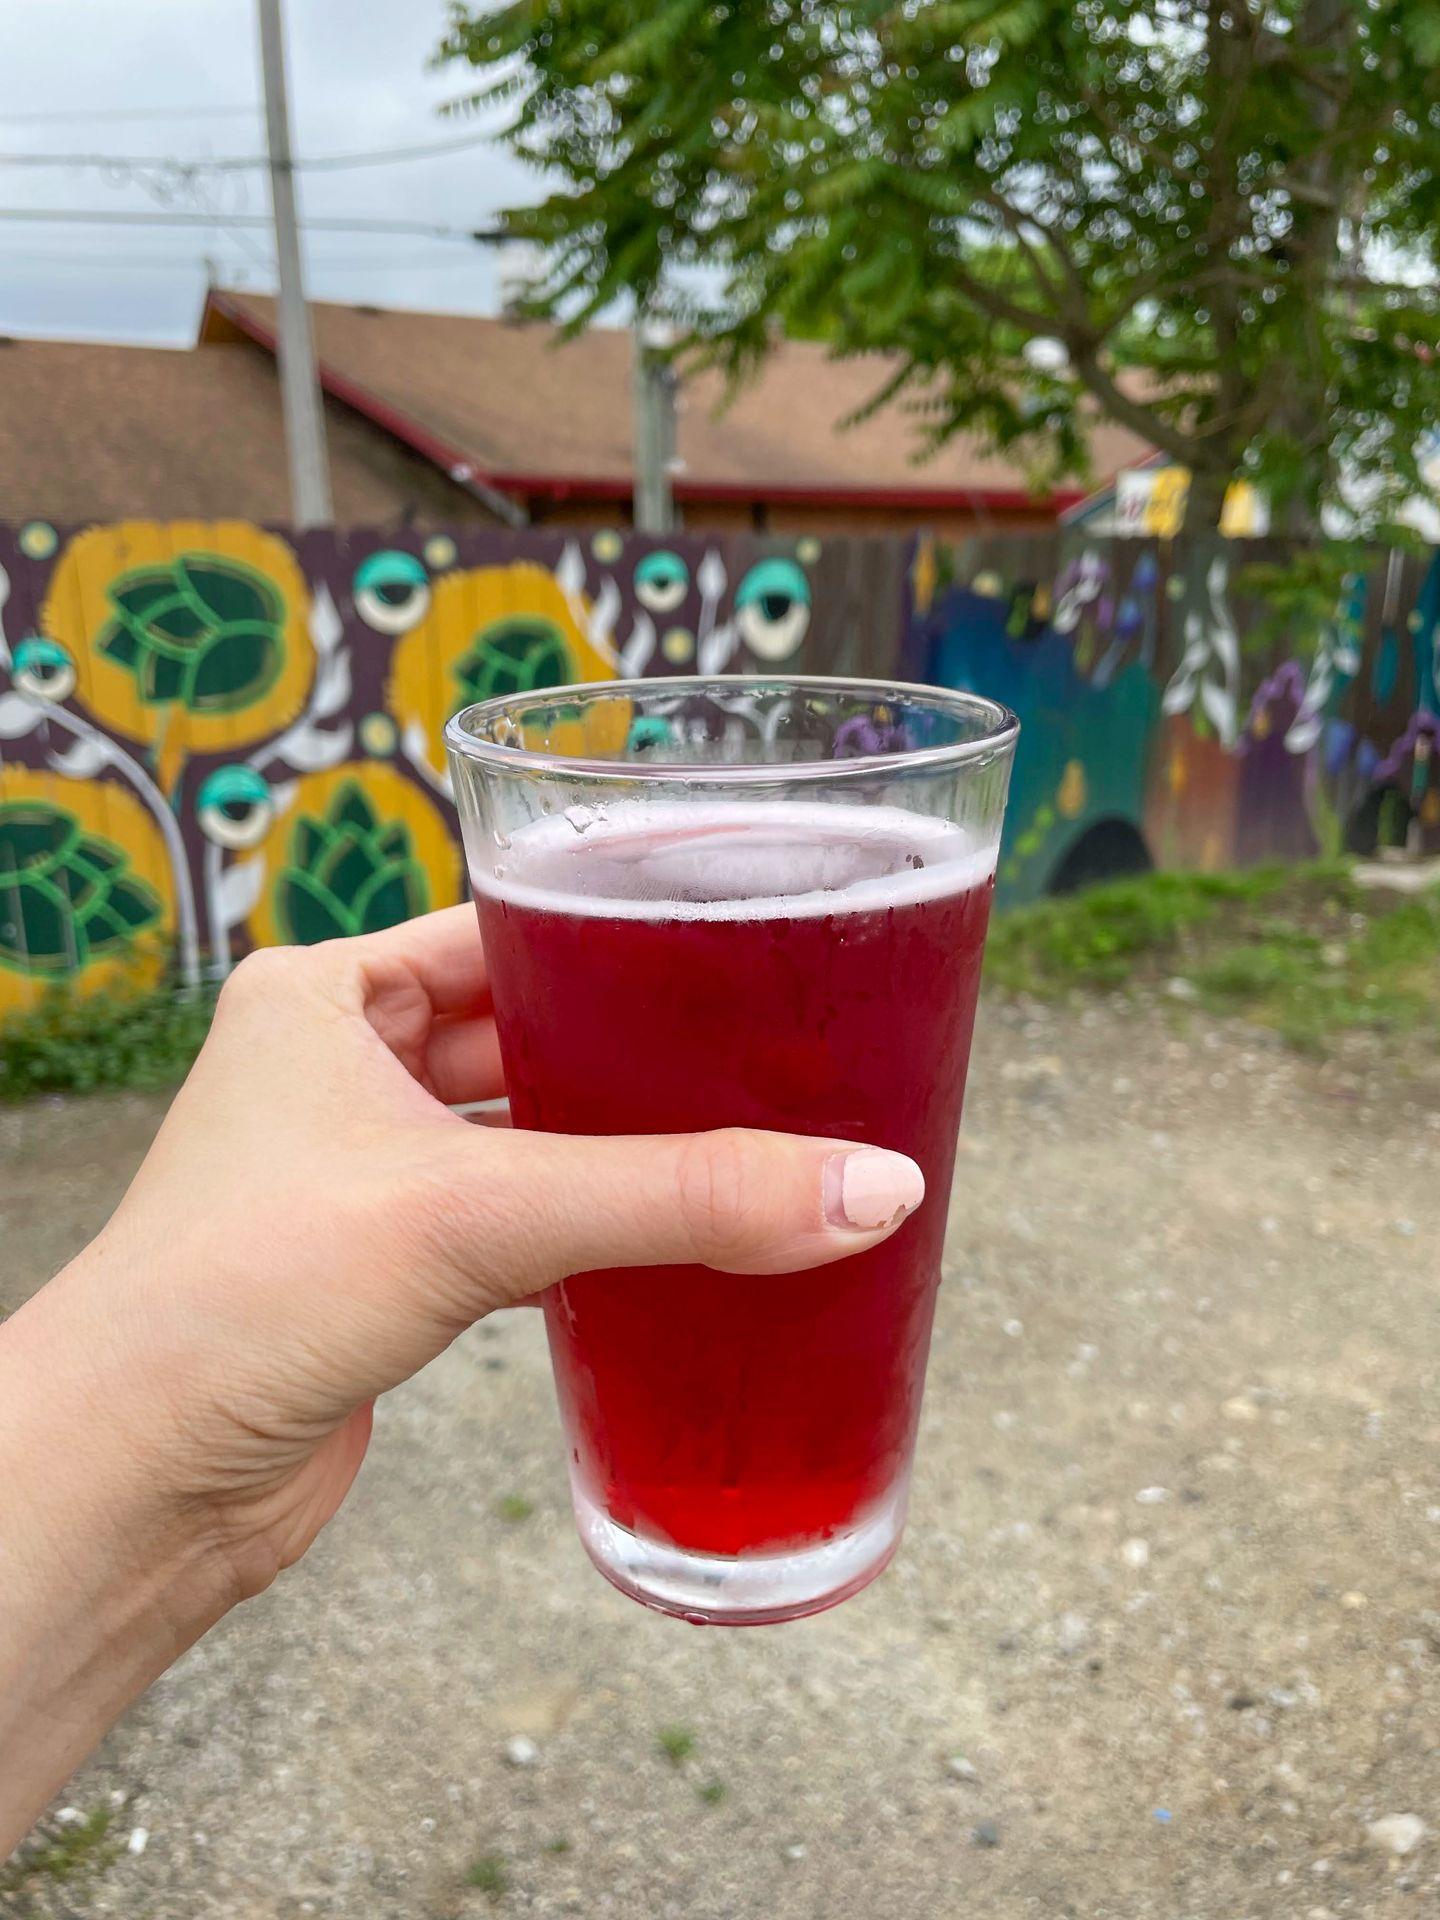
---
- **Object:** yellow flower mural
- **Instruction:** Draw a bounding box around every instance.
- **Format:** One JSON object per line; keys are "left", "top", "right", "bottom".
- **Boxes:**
{"left": 0, "top": 768, "right": 173, "bottom": 1016}
{"left": 41, "top": 522, "right": 314, "bottom": 785}
{"left": 244, "top": 762, "right": 462, "bottom": 951}
{"left": 386, "top": 563, "right": 618, "bottom": 787}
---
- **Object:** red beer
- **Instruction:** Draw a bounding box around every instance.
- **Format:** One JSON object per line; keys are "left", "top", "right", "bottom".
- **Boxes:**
{"left": 476, "top": 801, "right": 995, "bottom": 1575}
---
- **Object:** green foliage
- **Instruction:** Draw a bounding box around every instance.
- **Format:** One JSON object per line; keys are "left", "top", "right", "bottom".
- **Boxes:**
{"left": 0, "top": 971, "right": 214, "bottom": 1100}
{"left": 696, "top": 1780, "right": 728, "bottom": 1806}
{"left": 439, "top": 0, "right": 1440, "bottom": 531}
{"left": 0, "top": 1807, "right": 118, "bottom": 1894}
{"left": 496, "top": 1493, "right": 535, "bottom": 1522}
{"left": 656, "top": 1725, "right": 696, "bottom": 1766}
{"left": 465, "top": 1853, "right": 509, "bottom": 1897}
{"left": 98, "top": 552, "right": 285, "bottom": 714}
{"left": 986, "top": 862, "right": 1440, "bottom": 1054}
{"left": 984, "top": 868, "right": 1285, "bottom": 993}
{"left": 277, "top": 782, "right": 428, "bottom": 946}
{"left": 0, "top": 801, "right": 163, "bottom": 976}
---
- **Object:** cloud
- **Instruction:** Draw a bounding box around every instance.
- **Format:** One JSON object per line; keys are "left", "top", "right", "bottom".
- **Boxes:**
{"left": 1, "top": 0, "right": 533, "bottom": 342}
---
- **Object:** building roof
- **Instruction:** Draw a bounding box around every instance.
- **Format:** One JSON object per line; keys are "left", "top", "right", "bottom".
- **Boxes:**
{"left": 204, "top": 290, "right": 1151, "bottom": 514}
{"left": 0, "top": 332, "right": 489, "bottom": 527}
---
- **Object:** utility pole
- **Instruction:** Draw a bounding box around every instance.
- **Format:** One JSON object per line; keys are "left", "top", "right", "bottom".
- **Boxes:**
{"left": 632, "top": 319, "right": 677, "bottom": 533}
{"left": 258, "top": 0, "right": 333, "bottom": 527}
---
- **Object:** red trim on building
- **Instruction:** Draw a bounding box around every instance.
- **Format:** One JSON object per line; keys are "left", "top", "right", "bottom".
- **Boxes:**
{"left": 205, "top": 289, "right": 1078, "bottom": 518}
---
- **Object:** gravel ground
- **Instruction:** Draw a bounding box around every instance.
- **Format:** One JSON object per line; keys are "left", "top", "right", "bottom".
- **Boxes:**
{"left": 3, "top": 996, "right": 1440, "bottom": 1919}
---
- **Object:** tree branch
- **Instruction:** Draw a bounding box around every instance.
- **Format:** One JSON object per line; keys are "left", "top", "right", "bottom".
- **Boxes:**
{"left": 1067, "top": 345, "right": 1200, "bottom": 466}
{"left": 973, "top": 191, "right": 1068, "bottom": 310}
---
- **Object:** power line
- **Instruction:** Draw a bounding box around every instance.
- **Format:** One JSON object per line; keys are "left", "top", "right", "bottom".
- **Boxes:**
{"left": 0, "top": 246, "right": 489, "bottom": 269}
{"left": 0, "top": 207, "right": 505, "bottom": 241}
{"left": 0, "top": 125, "right": 497, "bottom": 173}
{"left": 0, "top": 104, "right": 261, "bottom": 124}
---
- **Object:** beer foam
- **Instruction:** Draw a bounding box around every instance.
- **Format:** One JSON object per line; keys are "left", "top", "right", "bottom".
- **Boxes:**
{"left": 470, "top": 800, "right": 997, "bottom": 922}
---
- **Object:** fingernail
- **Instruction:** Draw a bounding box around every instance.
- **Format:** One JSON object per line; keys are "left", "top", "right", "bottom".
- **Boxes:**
{"left": 824, "top": 1149, "right": 926, "bottom": 1232}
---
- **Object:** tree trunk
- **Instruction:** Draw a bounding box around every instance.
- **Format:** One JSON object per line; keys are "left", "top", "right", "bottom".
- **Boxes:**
{"left": 1181, "top": 468, "right": 1230, "bottom": 539}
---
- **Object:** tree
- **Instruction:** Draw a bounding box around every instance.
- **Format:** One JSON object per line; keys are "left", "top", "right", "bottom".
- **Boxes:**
{"left": 439, "top": 1, "right": 1440, "bottom": 533}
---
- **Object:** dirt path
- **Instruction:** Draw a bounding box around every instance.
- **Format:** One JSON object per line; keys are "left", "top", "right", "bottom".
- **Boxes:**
{"left": 4, "top": 999, "right": 1439, "bottom": 1918}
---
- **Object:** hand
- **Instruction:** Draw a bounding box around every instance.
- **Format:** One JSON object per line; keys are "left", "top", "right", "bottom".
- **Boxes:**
{"left": 0, "top": 908, "right": 923, "bottom": 1846}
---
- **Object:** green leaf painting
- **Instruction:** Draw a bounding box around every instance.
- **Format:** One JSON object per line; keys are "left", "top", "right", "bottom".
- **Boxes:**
{"left": 0, "top": 801, "right": 162, "bottom": 976}
{"left": 453, "top": 618, "right": 574, "bottom": 707}
{"left": 97, "top": 552, "right": 286, "bottom": 714}
{"left": 275, "top": 781, "right": 428, "bottom": 944}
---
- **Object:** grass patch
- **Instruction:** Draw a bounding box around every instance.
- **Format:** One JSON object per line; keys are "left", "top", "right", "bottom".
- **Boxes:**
{"left": 0, "top": 1807, "right": 119, "bottom": 1894}
{"left": 696, "top": 1780, "right": 728, "bottom": 1806}
{"left": 495, "top": 1495, "right": 534, "bottom": 1524}
{"left": 984, "top": 864, "right": 1338, "bottom": 996}
{"left": 465, "top": 1852, "right": 508, "bottom": 1897}
{"left": 656, "top": 1725, "right": 696, "bottom": 1767}
{"left": 985, "top": 862, "right": 1440, "bottom": 1053}
{"left": 542, "top": 1837, "right": 572, "bottom": 1854}
{"left": 0, "top": 975, "right": 214, "bottom": 1101}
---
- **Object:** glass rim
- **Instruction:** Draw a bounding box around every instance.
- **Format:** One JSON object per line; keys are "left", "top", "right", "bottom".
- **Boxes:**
{"left": 444, "top": 673, "right": 1019, "bottom": 785}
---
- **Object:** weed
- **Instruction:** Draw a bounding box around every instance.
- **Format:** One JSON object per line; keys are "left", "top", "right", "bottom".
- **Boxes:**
{"left": 465, "top": 1852, "right": 508, "bottom": 1897}
{"left": 656, "top": 1726, "right": 696, "bottom": 1767}
{"left": 542, "top": 1837, "right": 572, "bottom": 1854}
{"left": 495, "top": 1495, "right": 534, "bottom": 1524}
{"left": 696, "top": 1780, "right": 728, "bottom": 1806}
{"left": 0, "top": 973, "right": 214, "bottom": 1101}
{"left": 0, "top": 1807, "right": 118, "bottom": 1893}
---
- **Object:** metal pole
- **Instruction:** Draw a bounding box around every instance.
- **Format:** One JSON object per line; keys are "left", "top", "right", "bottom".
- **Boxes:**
{"left": 632, "top": 324, "right": 676, "bottom": 533}
{"left": 258, "top": 0, "right": 333, "bottom": 527}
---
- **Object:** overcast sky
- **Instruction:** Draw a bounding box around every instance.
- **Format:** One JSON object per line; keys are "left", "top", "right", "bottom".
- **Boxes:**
{"left": 1, "top": 0, "right": 535, "bottom": 345}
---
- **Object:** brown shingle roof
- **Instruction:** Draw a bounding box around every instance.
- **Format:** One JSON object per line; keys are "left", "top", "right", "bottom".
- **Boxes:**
{"left": 0, "top": 335, "right": 492, "bottom": 526}
{"left": 210, "top": 291, "right": 1151, "bottom": 507}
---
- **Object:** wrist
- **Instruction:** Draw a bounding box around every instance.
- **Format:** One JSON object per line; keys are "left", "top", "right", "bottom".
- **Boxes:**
{"left": 0, "top": 1257, "right": 235, "bottom": 1852}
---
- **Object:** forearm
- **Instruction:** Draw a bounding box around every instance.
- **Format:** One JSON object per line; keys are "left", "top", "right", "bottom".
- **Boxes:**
{"left": 0, "top": 1264, "right": 229, "bottom": 1854}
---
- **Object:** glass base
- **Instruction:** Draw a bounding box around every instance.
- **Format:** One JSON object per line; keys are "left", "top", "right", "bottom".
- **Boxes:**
{"left": 571, "top": 1479, "right": 909, "bottom": 1626}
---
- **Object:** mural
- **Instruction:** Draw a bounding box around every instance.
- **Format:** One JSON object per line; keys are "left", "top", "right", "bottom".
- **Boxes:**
{"left": 4, "top": 513, "right": 1434, "bottom": 1007}
{"left": 906, "top": 534, "right": 1440, "bottom": 906}
{"left": 0, "top": 523, "right": 837, "bottom": 1013}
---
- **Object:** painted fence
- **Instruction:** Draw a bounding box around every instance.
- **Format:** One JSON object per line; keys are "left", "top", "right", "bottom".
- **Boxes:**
{"left": 0, "top": 520, "right": 903, "bottom": 1013}
{"left": 2, "top": 514, "right": 1436, "bottom": 1012}
{"left": 904, "top": 534, "right": 1440, "bottom": 905}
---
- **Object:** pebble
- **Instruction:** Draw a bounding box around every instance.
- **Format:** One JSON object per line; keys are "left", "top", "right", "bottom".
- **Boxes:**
{"left": 782, "top": 1843, "right": 807, "bottom": 1862}
{"left": 1165, "top": 977, "right": 1198, "bottom": 1002}
{"left": 54, "top": 1807, "right": 82, "bottom": 1826}
{"left": 1136, "top": 1486, "right": 1170, "bottom": 1505}
{"left": 127, "top": 1828, "right": 149, "bottom": 1856}
{"left": 1222, "top": 1395, "right": 1259, "bottom": 1421}
{"left": 1367, "top": 1813, "right": 1425, "bottom": 1856}
{"left": 972, "top": 1819, "right": 1001, "bottom": 1848}
{"left": 503, "top": 1735, "right": 540, "bottom": 1767}
{"left": 1056, "top": 1611, "right": 1090, "bottom": 1654}
{"left": 1340, "top": 1591, "right": 1368, "bottom": 1610}
{"left": 1122, "top": 1538, "right": 1151, "bottom": 1569}
{"left": 946, "top": 1755, "right": 979, "bottom": 1782}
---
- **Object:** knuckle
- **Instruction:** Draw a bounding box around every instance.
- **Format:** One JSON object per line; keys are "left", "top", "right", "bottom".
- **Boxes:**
{"left": 677, "top": 1128, "right": 769, "bottom": 1268}
{"left": 217, "top": 944, "right": 303, "bottom": 1012}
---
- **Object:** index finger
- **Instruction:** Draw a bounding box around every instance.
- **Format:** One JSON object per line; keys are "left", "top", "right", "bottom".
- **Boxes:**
{"left": 348, "top": 904, "right": 490, "bottom": 1017}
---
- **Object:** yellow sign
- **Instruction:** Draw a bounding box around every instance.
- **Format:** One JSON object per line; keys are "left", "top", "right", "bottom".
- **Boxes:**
{"left": 1117, "top": 467, "right": 1269, "bottom": 538}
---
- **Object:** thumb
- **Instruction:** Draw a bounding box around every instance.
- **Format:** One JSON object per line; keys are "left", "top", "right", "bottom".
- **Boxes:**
{"left": 439, "top": 1124, "right": 926, "bottom": 1306}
